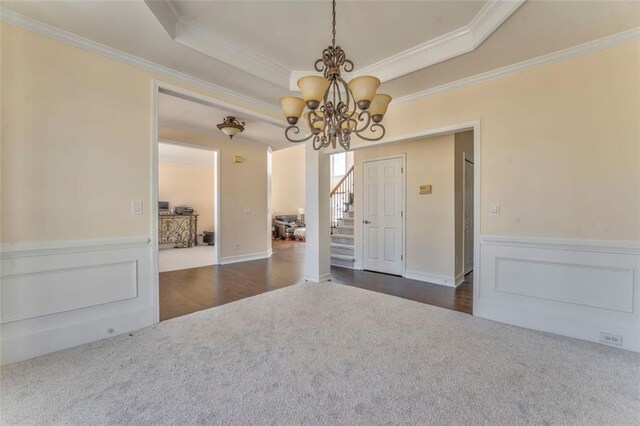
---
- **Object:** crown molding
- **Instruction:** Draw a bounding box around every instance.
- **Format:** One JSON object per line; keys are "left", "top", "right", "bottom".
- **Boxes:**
{"left": 174, "top": 17, "right": 291, "bottom": 88}
{"left": 289, "top": 0, "right": 525, "bottom": 90}
{"left": 145, "top": 1, "right": 291, "bottom": 88}
{"left": 392, "top": 26, "right": 640, "bottom": 105}
{"left": 0, "top": 7, "right": 281, "bottom": 116}
{"left": 143, "top": 0, "right": 179, "bottom": 38}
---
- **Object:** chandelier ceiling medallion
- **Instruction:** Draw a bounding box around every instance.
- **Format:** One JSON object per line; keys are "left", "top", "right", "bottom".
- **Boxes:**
{"left": 217, "top": 116, "right": 245, "bottom": 139}
{"left": 279, "top": 0, "right": 392, "bottom": 151}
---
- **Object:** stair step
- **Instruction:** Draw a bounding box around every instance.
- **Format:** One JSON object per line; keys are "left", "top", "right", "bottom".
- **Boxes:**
{"left": 331, "top": 234, "right": 354, "bottom": 245}
{"left": 331, "top": 243, "right": 354, "bottom": 256}
{"left": 341, "top": 218, "right": 354, "bottom": 226}
{"left": 330, "top": 254, "right": 355, "bottom": 268}
{"left": 336, "top": 225, "right": 353, "bottom": 235}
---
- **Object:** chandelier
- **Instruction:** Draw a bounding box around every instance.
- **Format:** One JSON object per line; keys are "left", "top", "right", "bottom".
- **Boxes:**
{"left": 217, "top": 116, "right": 245, "bottom": 139}
{"left": 279, "top": 0, "right": 392, "bottom": 151}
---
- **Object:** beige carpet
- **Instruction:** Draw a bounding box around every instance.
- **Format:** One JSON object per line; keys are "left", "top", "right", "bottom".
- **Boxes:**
{"left": 2, "top": 283, "right": 639, "bottom": 425}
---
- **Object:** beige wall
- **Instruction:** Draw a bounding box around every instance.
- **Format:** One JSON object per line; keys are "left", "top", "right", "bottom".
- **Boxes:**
{"left": 454, "top": 131, "right": 474, "bottom": 277}
{"left": 2, "top": 21, "right": 638, "bottom": 249}
{"left": 357, "top": 40, "right": 640, "bottom": 242}
{"left": 158, "top": 162, "right": 215, "bottom": 233}
{"left": 354, "top": 134, "right": 456, "bottom": 278}
{"left": 271, "top": 144, "right": 305, "bottom": 216}
{"left": 1, "top": 22, "right": 272, "bottom": 259}
{"left": 159, "top": 127, "right": 268, "bottom": 257}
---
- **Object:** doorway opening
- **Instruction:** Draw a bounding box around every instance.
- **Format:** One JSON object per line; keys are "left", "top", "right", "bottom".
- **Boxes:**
{"left": 157, "top": 141, "right": 218, "bottom": 272}
{"left": 345, "top": 129, "right": 476, "bottom": 313}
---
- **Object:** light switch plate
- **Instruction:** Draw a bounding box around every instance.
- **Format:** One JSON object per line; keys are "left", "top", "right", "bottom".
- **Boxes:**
{"left": 490, "top": 204, "right": 500, "bottom": 216}
{"left": 244, "top": 208, "right": 251, "bottom": 214}
{"left": 132, "top": 201, "right": 143, "bottom": 215}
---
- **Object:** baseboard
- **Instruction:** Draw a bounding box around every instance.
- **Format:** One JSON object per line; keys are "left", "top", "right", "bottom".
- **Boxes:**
{"left": 220, "top": 251, "right": 271, "bottom": 265}
{"left": 404, "top": 270, "right": 456, "bottom": 287}
{"left": 475, "top": 299, "right": 639, "bottom": 352}
{"left": 455, "top": 272, "right": 465, "bottom": 287}
{"left": 1, "top": 237, "right": 154, "bottom": 364}
{"left": 1, "top": 306, "right": 155, "bottom": 365}
{"left": 305, "top": 273, "right": 331, "bottom": 283}
{"left": 479, "top": 234, "right": 640, "bottom": 353}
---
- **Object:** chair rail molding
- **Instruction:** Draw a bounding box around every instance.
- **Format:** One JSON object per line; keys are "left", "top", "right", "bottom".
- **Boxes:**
{"left": 0, "top": 237, "right": 154, "bottom": 365}
{"left": 477, "top": 234, "right": 640, "bottom": 352}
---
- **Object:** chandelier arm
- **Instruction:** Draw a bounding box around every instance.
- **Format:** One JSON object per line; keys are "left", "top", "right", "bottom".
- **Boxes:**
{"left": 355, "top": 123, "right": 386, "bottom": 142}
{"left": 285, "top": 125, "right": 314, "bottom": 143}
{"left": 352, "top": 110, "right": 372, "bottom": 133}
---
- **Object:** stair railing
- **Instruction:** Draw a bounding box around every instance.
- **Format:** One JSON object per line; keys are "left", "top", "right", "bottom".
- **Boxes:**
{"left": 330, "top": 165, "right": 354, "bottom": 231}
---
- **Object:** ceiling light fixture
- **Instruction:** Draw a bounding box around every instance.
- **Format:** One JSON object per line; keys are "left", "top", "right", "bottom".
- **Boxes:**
{"left": 280, "top": 0, "right": 392, "bottom": 151}
{"left": 217, "top": 116, "right": 245, "bottom": 139}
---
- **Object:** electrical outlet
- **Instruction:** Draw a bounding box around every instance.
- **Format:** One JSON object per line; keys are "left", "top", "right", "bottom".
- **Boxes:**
{"left": 235, "top": 243, "right": 240, "bottom": 250}
{"left": 599, "top": 332, "right": 622, "bottom": 346}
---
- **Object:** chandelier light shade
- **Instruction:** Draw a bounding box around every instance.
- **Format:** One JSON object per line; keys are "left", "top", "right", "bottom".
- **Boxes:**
{"left": 280, "top": 0, "right": 392, "bottom": 151}
{"left": 280, "top": 97, "right": 306, "bottom": 124}
{"left": 217, "top": 116, "right": 245, "bottom": 139}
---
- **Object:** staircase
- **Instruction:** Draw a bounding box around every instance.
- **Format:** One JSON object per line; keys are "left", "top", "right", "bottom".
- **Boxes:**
{"left": 330, "top": 166, "right": 355, "bottom": 268}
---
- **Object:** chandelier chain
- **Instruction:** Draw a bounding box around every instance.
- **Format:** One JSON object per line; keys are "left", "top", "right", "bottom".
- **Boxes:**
{"left": 332, "top": 0, "right": 336, "bottom": 47}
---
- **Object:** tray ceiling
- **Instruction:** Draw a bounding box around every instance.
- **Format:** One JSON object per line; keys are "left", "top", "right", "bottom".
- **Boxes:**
{"left": 1, "top": 0, "right": 638, "bottom": 117}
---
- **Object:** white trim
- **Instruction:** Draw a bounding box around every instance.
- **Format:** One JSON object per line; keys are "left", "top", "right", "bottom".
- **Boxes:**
{"left": 351, "top": 121, "right": 481, "bottom": 304}
{"left": 220, "top": 251, "right": 272, "bottom": 265}
{"left": 174, "top": 17, "right": 290, "bottom": 88}
{"left": 455, "top": 272, "right": 466, "bottom": 287}
{"left": 461, "top": 150, "right": 474, "bottom": 277}
{"left": 151, "top": 83, "right": 223, "bottom": 324}
{"left": 393, "top": 26, "right": 640, "bottom": 105}
{"left": 476, "top": 237, "right": 640, "bottom": 352}
{"left": 0, "top": 236, "right": 150, "bottom": 259}
{"left": 143, "top": 0, "right": 179, "bottom": 38}
{"left": 156, "top": 81, "right": 284, "bottom": 128}
{"left": 0, "top": 8, "right": 280, "bottom": 116}
{"left": 305, "top": 273, "right": 332, "bottom": 283}
{"left": 474, "top": 299, "right": 639, "bottom": 353}
{"left": 2, "top": 306, "right": 154, "bottom": 365}
{"left": 481, "top": 234, "right": 640, "bottom": 255}
{"left": 351, "top": 122, "right": 477, "bottom": 152}
{"left": 289, "top": 0, "right": 524, "bottom": 89}
{"left": 360, "top": 154, "right": 406, "bottom": 277}
{"left": 405, "top": 270, "right": 457, "bottom": 288}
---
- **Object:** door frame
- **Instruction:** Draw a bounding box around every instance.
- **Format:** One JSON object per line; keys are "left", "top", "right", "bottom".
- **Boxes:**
{"left": 350, "top": 121, "right": 480, "bottom": 312}
{"left": 360, "top": 153, "right": 406, "bottom": 277}
{"left": 462, "top": 152, "right": 474, "bottom": 275}
{"left": 150, "top": 80, "right": 281, "bottom": 323}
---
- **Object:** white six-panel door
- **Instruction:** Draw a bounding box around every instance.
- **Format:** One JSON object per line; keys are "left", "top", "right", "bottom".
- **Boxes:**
{"left": 363, "top": 157, "right": 404, "bottom": 275}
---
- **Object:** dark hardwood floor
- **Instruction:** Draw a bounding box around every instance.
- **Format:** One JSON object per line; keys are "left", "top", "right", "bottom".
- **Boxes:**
{"left": 159, "top": 240, "right": 473, "bottom": 321}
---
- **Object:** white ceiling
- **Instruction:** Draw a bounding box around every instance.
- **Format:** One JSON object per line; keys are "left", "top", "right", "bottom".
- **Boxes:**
{"left": 159, "top": 92, "right": 291, "bottom": 150}
{"left": 2, "top": 1, "right": 638, "bottom": 115}
{"left": 159, "top": 141, "right": 216, "bottom": 168}
{"left": 173, "top": 0, "right": 486, "bottom": 70}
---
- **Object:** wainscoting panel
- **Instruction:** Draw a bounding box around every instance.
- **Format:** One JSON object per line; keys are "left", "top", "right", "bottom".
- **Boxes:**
{"left": 0, "top": 237, "right": 154, "bottom": 365}
{"left": 476, "top": 235, "right": 640, "bottom": 352}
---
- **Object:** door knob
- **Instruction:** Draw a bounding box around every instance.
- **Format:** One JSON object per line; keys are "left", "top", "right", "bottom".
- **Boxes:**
{"left": 363, "top": 220, "right": 371, "bottom": 224}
